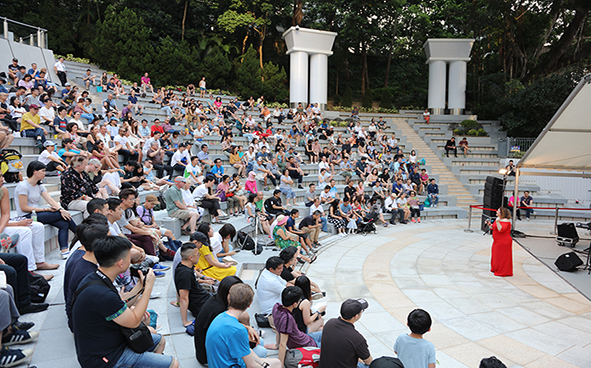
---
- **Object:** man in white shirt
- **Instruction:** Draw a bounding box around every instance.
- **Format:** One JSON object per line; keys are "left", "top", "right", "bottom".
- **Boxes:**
{"left": 257, "top": 256, "right": 287, "bottom": 315}
{"left": 54, "top": 56, "right": 67, "bottom": 86}
{"left": 143, "top": 131, "right": 161, "bottom": 156}
{"left": 39, "top": 100, "right": 56, "bottom": 127}
{"left": 384, "top": 193, "right": 405, "bottom": 225}
{"left": 309, "top": 197, "right": 328, "bottom": 232}
{"left": 38, "top": 141, "right": 66, "bottom": 172}
{"left": 171, "top": 143, "right": 190, "bottom": 179}
{"left": 114, "top": 127, "right": 139, "bottom": 165}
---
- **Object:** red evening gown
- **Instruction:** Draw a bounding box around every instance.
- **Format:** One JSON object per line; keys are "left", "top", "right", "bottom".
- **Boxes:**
{"left": 490, "top": 220, "right": 513, "bottom": 277}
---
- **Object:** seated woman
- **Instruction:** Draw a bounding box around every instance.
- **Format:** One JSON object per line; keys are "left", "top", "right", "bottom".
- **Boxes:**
{"left": 293, "top": 276, "right": 326, "bottom": 333}
{"left": 16, "top": 161, "right": 77, "bottom": 259}
{"left": 272, "top": 215, "right": 314, "bottom": 263}
{"left": 194, "top": 223, "right": 236, "bottom": 281}
{"left": 245, "top": 171, "right": 258, "bottom": 195}
{"left": 89, "top": 135, "right": 119, "bottom": 170}
{"left": 328, "top": 199, "right": 347, "bottom": 237}
{"left": 278, "top": 247, "right": 324, "bottom": 296}
{"left": 85, "top": 158, "right": 121, "bottom": 196}
{"left": 365, "top": 168, "right": 379, "bottom": 187}
{"left": 210, "top": 223, "right": 238, "bottom": 262}
{"left": 217, "top": 175, "right": 241, "bottom": 217}
{"left": 245, "top": 193, "right": 272, "bottom": 238}
{"left": 63, "top": 122, "right": 82, "bottom": 149}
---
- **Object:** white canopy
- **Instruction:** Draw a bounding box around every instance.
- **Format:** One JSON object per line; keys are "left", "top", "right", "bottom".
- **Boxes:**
{"left": 517, "top": 74, "right": 591, "bottom": 172}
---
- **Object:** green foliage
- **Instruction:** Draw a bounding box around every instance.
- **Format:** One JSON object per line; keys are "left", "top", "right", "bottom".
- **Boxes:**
{"left": 197, "top": 46, "right": 233, "bottom": 88}
{"left": 332, "top": 94, "right": 341, "bottom": 106}
{"left": 234, "top": 45, "right": 263, "bottom": 99}
{"left": 362, "top": 92, "right": 373, "bottom": 108}
{"left": 262, "top": 62, "right": 288, "bottom": 103}
{"left": 91, "top": 6, "right": 154, "bottom": 83}
{"left": 461, "top": 120, "right": 479, "bottom": 130}
{"left": 341, "top": 87, "right": 353, "bottom": 108}
{"left": 380, "top": 89, "right": 393, "bottom": 109}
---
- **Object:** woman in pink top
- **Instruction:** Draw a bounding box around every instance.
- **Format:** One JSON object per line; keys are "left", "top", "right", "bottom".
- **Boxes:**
{"left": 18, "top": 74, "right": 34, "bottom": 92}
{"left": 141, "top": 72, "right": 154, "bottom": 93}
{"left": 245, "top": 171, "right": 258, "bottom": 194}
{"left": 214, "top": 97, "right": 223, "bottom": 109}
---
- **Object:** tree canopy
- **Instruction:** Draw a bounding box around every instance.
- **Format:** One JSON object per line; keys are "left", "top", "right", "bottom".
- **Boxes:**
{"left": 3, "top": 0, "right": 590, "bottom": 136}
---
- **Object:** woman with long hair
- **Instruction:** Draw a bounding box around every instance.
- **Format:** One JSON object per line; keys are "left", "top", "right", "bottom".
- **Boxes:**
{"left": 16, "top": 161, "right": 77, "bottom": 259}
{"left": 293, "top": 275, "right": 325, "bottom": 333}
{"left": 193, "top": 223, "right": 236, "bottom": 281}
{"left": 487, "top": 207, "right": 513, "bottom": 277}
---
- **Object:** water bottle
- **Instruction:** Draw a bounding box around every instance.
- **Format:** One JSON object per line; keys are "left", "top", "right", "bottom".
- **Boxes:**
{"left": 31, "top": 210, "right": 37, "bottom": 222}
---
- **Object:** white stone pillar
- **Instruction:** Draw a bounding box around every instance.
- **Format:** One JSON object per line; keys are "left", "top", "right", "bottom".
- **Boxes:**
{"left": 309, "top": 53, "right": 328, "bottom": 110}
{"left": 283, "top": 27, "right": 337, "bottom": 110}
{"left": 289, "top": 51, "right": 309, "bottom": 107}
{"left": 428, "top": 60, "right": 447, "bottom": 115}
{"left": 448, "top": 60, "right": 467, "bottom": 115}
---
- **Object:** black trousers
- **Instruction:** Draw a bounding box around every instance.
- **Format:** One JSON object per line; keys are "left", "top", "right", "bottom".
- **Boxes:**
{"left": 200, "top": 198, "right": 221, "bottom": 215}
{"left": 119, "top": 149, "right": 139, "bottom": 165}
{"left": 154, "top": 163, "right": 173, "bottom": 178}
{"left": 267, "top": 173, "right": 280, "bottom": 187}
{"left": 171, "top": 164, "right": 186, "bottom": 180}
{"left": 288, "top": 170, "right": 303, "bottom": 184}
{"left": 388, "top": 208, "right": 406, "bottom": 224}
{"left": 0, "top": 253, "right": 30, "bottom": 308}
{"left": 445, "top": 147, "right": 457, "bottom": 157}
{"left": 57, "top": 71, "right": 67, "bottom": 86}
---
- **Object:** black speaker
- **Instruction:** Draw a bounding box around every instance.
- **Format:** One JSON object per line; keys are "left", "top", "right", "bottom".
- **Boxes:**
{"left": 557, "top": 223, "right": 579, "bottom": 247}
{"left": 555, "top": 252, "right": 583, "bottom": 271}
{"left": 483, "top": 176, "right": 505, "bottom": 212}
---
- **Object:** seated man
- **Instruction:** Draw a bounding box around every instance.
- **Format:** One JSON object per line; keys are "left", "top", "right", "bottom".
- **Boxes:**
{"left": 445, "top": 137, "right": 457, "bottom": 158}
{"left": 174, "top": 241, "right": 214, "bottom": 327}
{"left": 385, "top": 193, "right": 406, "bottom": 225}
{"left": 256, "top": 257, "right": 286, "bottom": 315}
{"left": 458, "top": 137, "right": 469, "bottom": 156}
{"left": 83, "top": 69, "right": 96, "bottom": 89}
{"left": 64, "top": 214, "right": 109, "bottom": 332}
{"left": 520, "top": 191, "right": 535, "bottom": 220}
{"left": 355, "top": 157, "right": 369, "bottom": 180}
{"left": 319, "top": 299, "right": 373, "bottom": 368}
{"left": 72, "top": 236, "right": 178, "bottom": 368}
{"left": 426, "top": 179, "right": 439, "bottom": 208}
{"left": 264, "top": 190, "right": 288, "bottom": 216}
{"left": 0, "top": 252, "right": 49, "bottom": 314}
{"left": 205, "top": 283, "right": 280, "bottom": 368}
{"left": 286, "top": 209, "right": 314, "bottom": 253}
{"left": 166, "top": 177, "right": 199, "bottom": 235}
{"left": 273, "top": 286, "right": 322, "bottom": 367}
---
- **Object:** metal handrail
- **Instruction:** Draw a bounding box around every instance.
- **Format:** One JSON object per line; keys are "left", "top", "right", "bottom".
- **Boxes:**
{"left": 1, "top": 17, "right": 47, "bottom": 32}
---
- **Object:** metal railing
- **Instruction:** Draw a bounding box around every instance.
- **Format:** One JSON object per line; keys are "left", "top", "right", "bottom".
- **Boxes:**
{"left": 507, "top": 137, "right": 536, "bottom": 158}
{"left": 1, "top": 17, "right": 48, "bottom": 48}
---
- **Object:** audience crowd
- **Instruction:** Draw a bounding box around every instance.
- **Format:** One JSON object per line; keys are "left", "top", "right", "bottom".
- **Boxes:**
{"left": 0, "top": 59, "right": 513, "bottom": 368}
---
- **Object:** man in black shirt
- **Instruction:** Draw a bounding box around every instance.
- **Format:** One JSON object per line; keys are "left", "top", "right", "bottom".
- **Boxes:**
{"left": 319, "top": 299, "right": 372, "bottom": 368}
{"left": 445, "top": 137, "right": 457, "bottom": 158}
{"left": 264, "top": 190, "right": 288, "bottom": 216}
{"left": 299, "top": 211, "right": 322, "bottom": 246}
{"left": 355, "top": 157, "right": 368, "bottom": 180}
{"left": 344, "top": 181, "right": 356, "bottom": 202}
{"left": 175, "top": 239, "right": 214, "bottom": 327}
{"left": 73, "top": 236, "right": 178, "bottom": 368}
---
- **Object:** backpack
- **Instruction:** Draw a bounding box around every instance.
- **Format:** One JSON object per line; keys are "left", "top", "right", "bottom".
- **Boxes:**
{"left": 154, "top": 193, "right": 167, "bottom": 211}
{"left": 236, "top": 231, "right": 256, "bottom": 251}
{"left": 0, "top": 149, "right": 23, "bottom": 183}
{"left": 29, "top": 271, "right": 51, "bottom": 303}
{"left": 284, "top": 347, "right": 321, "bottom": 368}
{"left": 369, "top": 357, "right": 404, "bottom": 368}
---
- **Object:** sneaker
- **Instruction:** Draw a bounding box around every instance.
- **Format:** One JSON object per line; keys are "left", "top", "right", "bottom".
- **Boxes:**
{"left": 153, "top": 263, "right": 170, "bottom": 271}
{"left": 61, "top": 251, "right": 70, "bottom": 260}
{"left": 149, "top": 292, "right": 161, "bottom": 299}
{"left": 417, "top": 219, "right": 421, "bottom": 223}
{"left": 11, "top": 321, "right": 34, "bottom": 332}
{"left": 257, "top": 329, "right": 265, "bottom": 338}
{"left": 220, "top": 211, "right": 228, "bottom": 217}
{"left": 2, "top": 330, "right": 38, "bottom": 346}
{"left": 340, "top": 233, "right": 346, "bottom": 237}
{"left": 311, "top": 291, "right": 326, "bottom": 300}
{"left": 383, "top": 223, "right": 388, "bottom": 227}
{"left": 18, "top": 302, "right": 48, "bottom": 315}
{"left": 154, "top": 271, "right": 166, "bottom": 278}
{"left": 411, "top": 218, "right": 416, "bottom": 223}
{"left": 264, "top": 187, "right": 270, "bottom": 191}
{"left": 218, "top": 215, "right": 230, "bottom": 220}
{"left": 298, "top": 185, "right": 304, "bottom": 189}
{"left": 526, "top": 218, "right": 530, "bottom": 221}
{"left": 0, "top": 347, "right": 33, "bottom": 367}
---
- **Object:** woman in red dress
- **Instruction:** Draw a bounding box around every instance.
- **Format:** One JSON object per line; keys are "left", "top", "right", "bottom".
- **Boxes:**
{"left": 488, "top": 207, "right": 513, "bottom": 277}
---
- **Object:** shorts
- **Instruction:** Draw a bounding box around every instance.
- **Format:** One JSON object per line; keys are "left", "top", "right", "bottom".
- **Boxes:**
{"left": 168, "top": 209, "right": 194, "bottom": 220}
{"left": 200, "top": 87, "right": 206, "bottom": 91}
{"left": 114, "top": 334, "right": 172, "bottom": 368}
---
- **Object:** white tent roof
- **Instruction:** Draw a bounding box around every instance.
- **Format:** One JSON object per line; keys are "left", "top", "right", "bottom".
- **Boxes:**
{"left": 517, "top": 74, "right": 591, "bottom": 172}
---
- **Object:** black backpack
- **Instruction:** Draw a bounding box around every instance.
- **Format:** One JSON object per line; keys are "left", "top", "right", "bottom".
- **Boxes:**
{"left": 236, "top": 231, "right": 262, "bottom": 254}
{"left": 154, "top": 193, "right": 167, "bottom": 211}
{"left": 29, "top": 271, "right": 51, "bottom": 303}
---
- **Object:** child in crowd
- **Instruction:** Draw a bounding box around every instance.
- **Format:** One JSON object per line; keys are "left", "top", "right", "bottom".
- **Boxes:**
{"left": 394, "top": 309, "right": 436, "bottom": 368}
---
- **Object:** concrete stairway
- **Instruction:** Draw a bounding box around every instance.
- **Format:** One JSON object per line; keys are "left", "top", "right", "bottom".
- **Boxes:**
{"left": 393, "top": 117, "right": 478, "bottom": 210}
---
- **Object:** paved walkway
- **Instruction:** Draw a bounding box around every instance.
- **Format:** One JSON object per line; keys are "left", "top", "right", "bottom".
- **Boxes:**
{"left": 16, "top": 219, "right": 591, "bottom": 367}
{"left": 307, "top": 220, "right": 591, "bottom": 368}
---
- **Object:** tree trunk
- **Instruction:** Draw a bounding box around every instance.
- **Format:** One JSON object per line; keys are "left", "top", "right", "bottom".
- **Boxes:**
{"left": 242, "top": 34, "right": 249, "bottom": 56}
{"left": 181, "top": 0, "right": 188, "bottom": 40}
{"left": 384, "top": 29, "right": 396, "bottom": 88}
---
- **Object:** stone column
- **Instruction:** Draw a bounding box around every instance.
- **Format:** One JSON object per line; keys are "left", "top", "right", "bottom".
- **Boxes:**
{"left": 448, "top": 60, "right": 467, "bottom": 115}
{"left": 427, "top": 60, "right": 447, "bottom": 115}
{"left": 289, "top": 51, "right": 309, "bottom": 108}
{"left": 283, "top": 27, "right": 337, "bottom": 110}
{"left": 309, "top": 53, "right": 328, "bottom": 110}
{"left": 424, "top": 38, "right": 474, "bottom": 115}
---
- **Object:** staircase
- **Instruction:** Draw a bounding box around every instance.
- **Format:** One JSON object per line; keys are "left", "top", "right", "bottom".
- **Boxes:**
{"left": 393, "top": 117, "right": 478, "bottom": 209}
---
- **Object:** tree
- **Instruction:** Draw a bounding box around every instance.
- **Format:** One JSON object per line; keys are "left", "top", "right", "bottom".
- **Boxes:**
{"left": 234, "top": 45, "right": 264, "bottom": 98}
{"left": 198, "top": 46, "right": 233, "bottom": 89}
{"left": 262, "top": 61, "right": 288, "bottom": 102}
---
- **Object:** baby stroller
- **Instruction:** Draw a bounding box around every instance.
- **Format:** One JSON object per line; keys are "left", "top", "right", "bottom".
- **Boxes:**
{"left": 357, "top": 213, "right": 378, "bottom": 236}
{"left": 0, "top": 149, "right": 23, "bottom": 183}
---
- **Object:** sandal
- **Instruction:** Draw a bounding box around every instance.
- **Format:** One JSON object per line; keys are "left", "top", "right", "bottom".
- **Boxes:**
{"left": 309, "top": 255, "right": 317, "bottom": 264}
{"left": 0, "top": 233, "right": 19, "bottom": 252}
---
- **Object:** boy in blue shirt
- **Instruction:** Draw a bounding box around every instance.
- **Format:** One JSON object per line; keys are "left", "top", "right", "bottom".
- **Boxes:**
{"left": 393, "top": 309, "right": 436, "bottom": 368}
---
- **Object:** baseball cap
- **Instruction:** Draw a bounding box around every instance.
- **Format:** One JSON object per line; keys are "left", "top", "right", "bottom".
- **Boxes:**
{"left": 190, "top": 231, "right": 208, "bottom": 244}
{"left": 43, "top": 141, "right": 56, "bottom": 147}
{"left": 340, "top": 298, "right": 369, "bottom": 319}
{"left": 174, "top": 176, "right": 187, "bottom": 183}
{"left": 29, "top": 104, "right": 39, "bottom": 110}
{"left": 65, "top": 82, "right": 71, "bottom": 86}
{"left": 12, "top": 58, "right": 18, "bottom": 62}
{"left": 145, "top": 194, "right": 160, "bottom": 205}
{"left": 257, "top": 156, "right": 262, "bottom": 161}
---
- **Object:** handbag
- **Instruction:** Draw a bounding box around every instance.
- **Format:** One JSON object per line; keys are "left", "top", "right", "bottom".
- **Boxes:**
{"left": 255, "top": 313, "right": 271, "bottom": 328}
{"left": 73, "top": 278, "right": 153, "bottom": 353}
{"left": 216, "top": 189, "right": 227, "bottom": 202}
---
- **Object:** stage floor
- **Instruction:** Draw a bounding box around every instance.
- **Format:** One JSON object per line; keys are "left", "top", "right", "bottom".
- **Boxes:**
{"left": 307, "top": 220, "right": 591, "bottom": 368}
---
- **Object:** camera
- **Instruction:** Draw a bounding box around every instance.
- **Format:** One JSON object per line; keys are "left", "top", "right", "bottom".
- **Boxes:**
{"left": 129, "top": 259, "right": 155, "bottom": 279}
